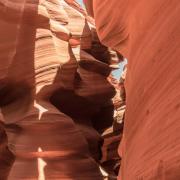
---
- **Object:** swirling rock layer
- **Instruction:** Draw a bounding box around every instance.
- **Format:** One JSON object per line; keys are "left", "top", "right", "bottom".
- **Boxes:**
{"left": 89, "top": 0, "right": 180, "bottom": 179}
{"left": 0, "top": 0, "right": 116, "bottom": 179}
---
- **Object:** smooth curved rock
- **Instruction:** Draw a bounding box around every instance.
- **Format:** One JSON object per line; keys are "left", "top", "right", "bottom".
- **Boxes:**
{"left": 88, "top": 0, "right": 180, "bottom": 179}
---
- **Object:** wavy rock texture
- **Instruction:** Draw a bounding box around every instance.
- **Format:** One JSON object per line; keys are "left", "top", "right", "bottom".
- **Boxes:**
{"left": 0, "top": 0, "right": 118, "bottom": 179}
{"left": 88, "top": 0, "right": 180, "bottom": 179}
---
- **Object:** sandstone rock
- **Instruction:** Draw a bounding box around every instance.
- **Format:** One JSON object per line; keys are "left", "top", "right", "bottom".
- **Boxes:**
{"left": 88, "top": 0, "right": 180, "bottom": 179}
{"left": 0, "top": 0, "right": 117, "bottom": 179}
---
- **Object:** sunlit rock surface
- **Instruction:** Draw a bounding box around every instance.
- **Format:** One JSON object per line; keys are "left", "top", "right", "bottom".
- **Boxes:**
{"left": 0, "top": 0, "right": 120, "bottom": 179}
{"left": 86, "top": 0, "right": 180, "bottom": 179}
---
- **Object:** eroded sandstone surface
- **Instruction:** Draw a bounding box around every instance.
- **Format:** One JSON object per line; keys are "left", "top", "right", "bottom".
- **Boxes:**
{"left": 0, "top": 0, "right": 122, "bottom": 179}
{"left": 1, "top": 0, "right": 178, "bottom": 179}
{"left": 86, "top": 0, "right": 180, "bottom": 179}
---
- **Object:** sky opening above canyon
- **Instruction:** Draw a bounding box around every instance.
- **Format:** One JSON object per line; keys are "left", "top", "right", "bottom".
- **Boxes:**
{"left": 76, "top": 0, "right": 125, "bottom": 79}
{"left": 77, "top": 0, "right": 84, "bottom": 7}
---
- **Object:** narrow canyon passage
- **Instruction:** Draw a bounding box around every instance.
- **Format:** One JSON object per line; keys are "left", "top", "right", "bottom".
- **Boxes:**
{"left": 0, "top": 0, "right": 180, "bottom": 180}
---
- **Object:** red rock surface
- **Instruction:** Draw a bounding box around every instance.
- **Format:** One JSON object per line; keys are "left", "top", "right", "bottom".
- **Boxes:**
{"left": 87, "top": 0, "right": 180, "bottom": 179}
{"left": 0, "top": 0, "right": 119, "bottom": 179}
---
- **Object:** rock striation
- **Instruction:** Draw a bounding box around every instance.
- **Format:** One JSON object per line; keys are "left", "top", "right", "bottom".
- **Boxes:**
{"left": 0, "top": 0, "right": 119, "bottom": 179}
{"left": 87, "top": 0, "right": 180, "bottom": 179}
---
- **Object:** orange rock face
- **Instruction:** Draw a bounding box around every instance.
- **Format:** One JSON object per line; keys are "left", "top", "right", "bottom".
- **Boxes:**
{"left": 89, "top": 0, "right": 180, "bottom": 179}
{"left": 0, "top": 0, "right": 118, "bottom": 179}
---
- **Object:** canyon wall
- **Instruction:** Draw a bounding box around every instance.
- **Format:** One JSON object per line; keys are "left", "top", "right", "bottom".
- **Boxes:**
{"left": 87, "top": 0, "right": 180, "bottom": 179}
{"left": 0, "top": 0, "right": 120, "bottom": 179}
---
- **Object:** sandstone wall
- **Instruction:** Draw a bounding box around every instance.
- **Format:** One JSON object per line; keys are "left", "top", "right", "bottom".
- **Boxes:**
{"left": 0, "top": 0, "right": 117, "bottom": 179}
{"left": 88, "top": 0, "right": 180, "bottom": 179}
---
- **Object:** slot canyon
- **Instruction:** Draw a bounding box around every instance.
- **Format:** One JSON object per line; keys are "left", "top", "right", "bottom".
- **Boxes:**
{"left": 0, "top": 0, "right": 179, "bottom": 179}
